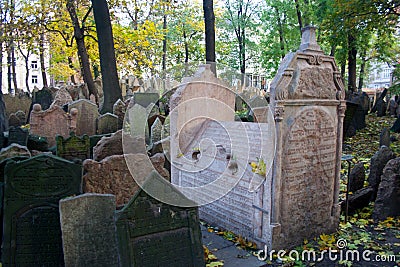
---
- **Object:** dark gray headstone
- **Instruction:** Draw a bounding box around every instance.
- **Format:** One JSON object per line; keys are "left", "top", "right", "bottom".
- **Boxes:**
{"left": 368, "top": 146, "right": 395, "bottom": 200}
{"left": 376, "top": 98, "right": 387, "bottom": 117}
{"left": 8, "top": 113, "right": 21, "bottom": 127}
{"left": 389, "top": 99, "right": 398, "bottom": 116}
{"left": 27, "top": 134, "right": 48, "bottom": 151}
{"left": 15, "top": 110, "right": 26, "bottom": 124}
{"left": 349, "top": 162, "right": 365, "bottom": 192}
{"left": 116, "top": 171, "right": 204, "bottom": 267}
{"left": 0, "top": 131, "right": 5, "bottom": 149}
{"left": 56, "top": 133, "right": 90, "bottom": 162}
{"left": 342, "top": 187, "right": 374, "bottom": 214}
{"left": 97, "top": 113, "right": 118, "bottom": 135}
{"left": 390, "top": 117, "right": 400, "bottom": 133}
{"left": 379, "top": 127, "right": 391, "bottom": 147}
{"left": 2, "top": 154, "right": 82, "bottom": 267}
{"left": 7, "top": 126, "right": 29, "bottom": 146}
{"left": 343, "top": 101, "right": 358, "bottom": 137}
{"left": 60, "top": 193, "right": 120, "bottom": 267}
{"left": 131, "top": 92, "right": 159, "bottom": 108}
{"left": 33, "top": 87, "right": 54, "bottom": 111}
{"left": 373, "top": 157, "right": 400, "bottom": 221}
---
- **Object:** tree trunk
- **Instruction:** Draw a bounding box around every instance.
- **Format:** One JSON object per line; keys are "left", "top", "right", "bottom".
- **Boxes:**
{"left": 68, "top": 56, "right": 76, "bottom": 84}
{"left": 274, "top": 6, "right": 285, "bottom": 59}
{"left": 67, "top": 0, "right": 97, "bottom": 102}
{"left": 0, "top": 40, "right": 2, "bottom": 94}
{"left": 7, "top": 47, "right": 12, "bottom": 94}
{"left": 294, "top": 0, "right": 303, "bottom": 36}
{"left": 11, "top": 46, "right": 18, "bottom": 93}
{"left": 91, "top": 0, "right": 122, "bottom": 114}
{"left": 162, "top": 13, "right": 167, "bottom": 73}
{"left": 39, "top": 33, "right": 48, "bottom": 88}
{"left": 347, "top": 33, "right": 357, "bottom": 92}
{"left": 203, "top": 0, "right": 216, "bottom": 75}
{"left": 239, "top": 28, "right": 245, "bottom": 74}
{"left": 24, "top": 54, "right": 30, "bottom": 93}
{"left": 358, "top": 49, "right": 367, "bottom": 91}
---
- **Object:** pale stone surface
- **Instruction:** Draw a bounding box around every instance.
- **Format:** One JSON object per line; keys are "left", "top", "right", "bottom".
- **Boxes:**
{"left": 113, "top": 99, "right": 126, "bottom": 129}
{"left": 97, "top": 113, "right": 118, "bottom": 134}
{"left": 68, "top": 99, "right": 99, "bottom": 136}
{"left": 50, "top": 88, "right": 73, "bottom": 108}
{"left": 3, "top": 94, "right": 32, "bottom": 118}
{"left": 29, "top": 104, "right": 78, "bottom": 147}
{"left": 60, "top": 193, "right": 120, "bottom": 267}
{"left": 83, "top": 154, "right": 152, "bottom": 207}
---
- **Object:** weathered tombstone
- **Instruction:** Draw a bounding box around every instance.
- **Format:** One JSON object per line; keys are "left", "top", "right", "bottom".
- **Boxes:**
{"left": 379, "top": 127, "right": 391, "bottom": 147}
{"left": 129, "top": 92, "right": 159, "bottom": 108}
{"left": 29, "top": 104, "right": 78, "bottom": 147}
{"left": 15, "top": 110, "right": 26, "bottom": 124}
{"left": 92, "top": 130, "right": 146, "bottom": 161}
{"left": 68, "top": 99, "right": 100, "bottom": 136}
{"left": 113, "top": 99, "right": 126, "bottom": 129}
{"left": 349, "top": 162, "right": 365, "bottom": 192}
{"left": 0, "top": 143, "right": 31, "bottom": 162}
{"left": 390, "top": 116, "right": 400, "bottom": 133}
{"left": 2, "top": 154, "right": 82, "bottom": 267}
{"left": 150, "top": 153, "right": 170, "bottom": 181}
{"left": 0, "top": 131, "right": 6, "bottom": 149}
{"left": 116, "top": 171, "right": 204, "bottom": 267}
{"left": 50, "top": 87, "right": 73, "bottom": 108}
{"left": 8, "top": 113, "right": 21, "bottom": 127}
{"left": 27, "top": 134, "right": 48, "bottom": 152}
{"left": 89, "top": 133, "right": 112, "bottom": 159}
{"left": 3, "top": 94, "right": 32, "bottom": 119}
{"left": 8, "top": 126, "right": 29, "bottom": 146}
{"left": 343, "top": 101, "right": 358, "bottom": 137}
{"left": 389, "top": 98, "right": 398, "bottom": 117}
{"left": 268, "top": 26, "right": 345, "bottom": 249}
{"left": 368, "top": 146, "right": 395, "bottom": 200}
{"left": 373, "top": 157, "right": 400, "bottom": 221}
{"left": 83, "top": 154, "right": 147, "bottom": 207}
{"left": 59, "top": 193, "right": 120, "bottom": 267}
{"left": 56, "top": 133, "right": 90, "bottom": 162}
{"left": 97, "top": 113, "right": 118, "bottom": 135}
{"left": 150, "top": 117, "right": 163, "bottom": 144}
{"left": 376, "top": 98, "right": 387, "bottom": 117}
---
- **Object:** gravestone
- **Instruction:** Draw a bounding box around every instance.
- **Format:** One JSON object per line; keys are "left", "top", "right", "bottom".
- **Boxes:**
{"left": 372, "top": 157, "right": 400, "bottom": 221}
{"left": 349, "top": 162, "right": 365, "bottom": 192}
{"left": 56, "top": 133, "right": 90, "bottom": 162}
{"left": 368, "top": 146, "right": 395, "bottom": 200}
{"left": 113, "top": 99, "right": 126, "bottom": 129}
{"left": 0, "top": 144, "right": 31, "bottom": 162}
{"left": 83, "top": 154, "right": 148, "bottom": 207}
{"left": 68, "top": 99, "right": 100, "bottom": 136}
{"left": 29, "top": 104, "right": 78, "bottom": 147}
{"left": 59, "top": 193, "right": 120, "bottom": 267}
{"left": 8, "top": 113, "right": 22, "bottom": 127}
{"left": 27, "top": 135, "right": 48, "bottom": 152}
{"left": 97, "top": 113, "right": 118, "bottom": 134}
{"left": 268, "top": 26, "right": 345, "bottom": 249}
{"left": 15, "top": 110, "right": 26, "bottom": 124}
{"left": 116, "top": 171, "right": 204, "bottom": 267}
{"left": 2, "top": 154, "right": 82, "bottom": 267}
{"left": 380, "top": 127, "right": 391, "bottom": 147}
{"left": 0, "top": 132, "right": 6, "bottom": 149}
{"left": 3, "top": 94, "right": 32, "bottom": 120}
{"left": 129, "top": 92, "right": 159, "bottom": 108}
{"left": 50, "top": 87, "right": 73, "bottom": 108}
{"left": 8, "top": 126, "right": 29, "bottom": 146}
{"left": 150, "top": 117, "right": 163, "bottom": 144}
{"left": 32, "top": 87, "right": 54, "bottom": 111}
{"left": 343, "top": 101, "right": 358, "bottom": 137}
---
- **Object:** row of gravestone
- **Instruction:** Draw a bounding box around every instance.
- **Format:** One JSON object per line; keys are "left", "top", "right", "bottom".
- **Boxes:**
{"left": 0, "top": 154, "right": 204, "bottom": 266}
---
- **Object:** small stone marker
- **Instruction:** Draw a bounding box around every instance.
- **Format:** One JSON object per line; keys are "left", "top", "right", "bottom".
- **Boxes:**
{"left": 379, "top": 127, "right": 390, "bottom": 147}
{"left": 113, "top": 99, "right": 126, "bottom": 129}
{"left": 116, "top": 171, "right": 204, "bottom": 267}
{"left": 59, "top": 193, "right": 120, "bottom": 267}
{"left": 8, "top": 113, "right": 21, "bottom": 127}
{"left": 2, "top": 154, "right": 82, "bottom": 267}
{"left": 50, "top": 87, "right": 73, "bottom": 108}
{"left": 150, "top": 117, "right": 163, "bottom": 144}
{"left": 97, "top": 113, "right": 118, "bottom": 134}
{"left": 56, "top": 132, "right": 90, "bottom": 162}
{"left": 0, "top": 143, "right": 31, "bottom": 162}
{"left": 349, "top": 162, "right": 365, "bottom": 192}
{"left": 7, "top": 126, "right": 29, "bottom": 146}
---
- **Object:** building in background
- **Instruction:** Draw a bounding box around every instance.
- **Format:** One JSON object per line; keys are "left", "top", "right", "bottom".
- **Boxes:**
{"left": 366, "top": 61, "right": 395, "bottom": 89}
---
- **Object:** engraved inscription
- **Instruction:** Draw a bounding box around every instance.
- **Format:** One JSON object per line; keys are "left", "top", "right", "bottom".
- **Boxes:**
{"left": 281, "top": 108, "right": 336, "bottom": 240}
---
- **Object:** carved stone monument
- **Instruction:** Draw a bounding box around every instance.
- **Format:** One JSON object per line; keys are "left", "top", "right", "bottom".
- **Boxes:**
{"left": 2, "top": 154, "right": 82, "bottom": 266}
{"left": 269, "top": 25, "right": 345, "bottom": 249}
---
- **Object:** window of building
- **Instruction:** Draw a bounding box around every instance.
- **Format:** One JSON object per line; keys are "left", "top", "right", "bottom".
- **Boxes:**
{"left": 32, "top": 75, "right": 38, "bottom": 84}
{"left": 31, "top": 60, "right": 38, "bottom": 69}
{"left": 383, "top": 68, "right": 391, "bottom": 79}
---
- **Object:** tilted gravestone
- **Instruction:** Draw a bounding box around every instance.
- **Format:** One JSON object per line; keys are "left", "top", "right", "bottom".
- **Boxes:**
{"left": 56, "top": 132, "right": 90, "bottom": 162}
{"left": 2, "top": 154, "right": 82, "bottom": 266}
{"left": 129, "top": 92, "right": 159, "bottom": 108}
{"left": 116, "top": 171, "right": 204, "bottom": 267}
{"left": 8, "top": 113, "right": 22, "bottom": 127}
{"left": 32, "top": 87, "right": 54, "bottom": 111}
{"left": 68, "top": 99, "right": 100, "bottom": 136}
{"left": 29, "top": 104, "right": 78, "bottom": 147}
{"left": 50, "top": 87, "right": 73, "bottom": 108}
{"left": 8, "top": 126, "right": 29, "bottom": 146}
{"left": 59, "top": 193, "right": 120, "bottom": 267}
{"left": 113, "top": 99, "right": 126, "bottom": 130}
{"left": 97, "top": 113, "right": 118, "bottom": 135}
